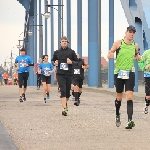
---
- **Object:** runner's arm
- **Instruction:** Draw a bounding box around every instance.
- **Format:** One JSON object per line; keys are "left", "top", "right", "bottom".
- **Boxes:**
{"left": 14, "top": 56, "right": 18, "bottom": 67}
{"left": 38, "top": 64, "right": 42, "bottom": 74}
{"left": 28, "top": 57, "right": 34, "bottom": 66}
{"left": 138, "top": 50, "right": 148, "bottom": 71}
{"left": 135, "top": 43, "right": 141, "bottom": 61}
{"left": 83, "top": 59, "right": 89, "bottom": 69}
{"left": 107, "top": 40, "right": 120, "bottom": 59}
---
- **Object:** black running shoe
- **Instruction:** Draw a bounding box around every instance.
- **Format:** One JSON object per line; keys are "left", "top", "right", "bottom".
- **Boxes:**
{"left": 143, "top": 106, "right": 148, "bottom": 114}
{"left": 19, "top": 97, "right": 23, "bottom": 102}
{"left": 74, "top": 100, "right": 79, "bottom": 106}
{"left": 43, "top": 99, "right": 46, "bottom": 103}
{"left": 22, "top": 93, "right": 26, "bottom": 101}
{"left": 62, "top": 109, "right": 67, "bottom": 116}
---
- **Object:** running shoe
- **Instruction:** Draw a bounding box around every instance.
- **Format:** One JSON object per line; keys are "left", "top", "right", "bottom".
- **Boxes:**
{"left": 125, "top": 120, "right": 135, "bottom": 129}
{"left": 143, "top": 106, "right": 148, "bottom": 114}
{"left": 62, "top": 108, "right": 67, "bottom": 116}
{"left": 115, "top": 114, "right": 121, "bottom": 127}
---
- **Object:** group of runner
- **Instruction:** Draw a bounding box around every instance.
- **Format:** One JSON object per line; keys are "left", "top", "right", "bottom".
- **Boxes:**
{"left": 14, "top": 36, "right": 89, "bottom": 116}
{"left": 14, "top": 26, "right": 150, "bottom": 129}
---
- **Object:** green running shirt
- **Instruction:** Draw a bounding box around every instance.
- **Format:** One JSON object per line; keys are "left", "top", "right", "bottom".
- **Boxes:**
{"left": 138, "top": 49, "right": 150, "bottom": 72}
{"left": 114, "top": 39, "right": 136, "bottom": 74}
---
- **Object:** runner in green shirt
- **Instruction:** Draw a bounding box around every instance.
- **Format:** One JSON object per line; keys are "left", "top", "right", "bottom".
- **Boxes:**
{"left": 107, "top": 25, "right": 140, "bottom": 129}
{"left": 138, "top": 49, "right": 150, "bottom": 114}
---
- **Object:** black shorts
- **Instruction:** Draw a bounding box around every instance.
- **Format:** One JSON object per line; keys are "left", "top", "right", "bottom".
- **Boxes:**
{"left": 145, "top": 78, "right": 150, "bottom": 96}
{"left": 18, "top": 72, "right": 29, "bottom": 85}
{"left": 114, "top": 72, "right": 135, "bottom": 93}
{"left": 41, "top": 75, "right": 51, "bottom": 84}
{"left": 72, "top": 78, "right": 83, "bottom": 88}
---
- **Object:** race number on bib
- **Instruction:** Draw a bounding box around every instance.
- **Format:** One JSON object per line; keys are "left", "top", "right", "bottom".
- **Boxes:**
{"left": 117, "top": 70, "right": 129, "bottom": 79}
{"left": 74, "top": 69, "right": 80, "bottom": 74}
{"left": 144, "top": 72, "right": 150, "bottom": 77}
{"left": 60, "top": 63, "right": 68, "bottom": 70}
{"left": 20, "top": 63, "right": 25, "bottom": 68}
{"left": 44, "top": 70, "right": 51, "bottom": 76}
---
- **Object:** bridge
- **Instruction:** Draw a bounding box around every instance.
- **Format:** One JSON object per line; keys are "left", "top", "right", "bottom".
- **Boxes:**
{"left": 1, "top": 1, "right": 150, "bottom": 149}
{"left": 16, "top": 0, "right": 150, "bottom": 90}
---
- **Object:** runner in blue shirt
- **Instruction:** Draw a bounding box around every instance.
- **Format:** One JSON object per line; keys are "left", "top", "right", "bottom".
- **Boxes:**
{"left": 14, "top": 48, "right": 34, "bottom": 102}
{"left": 38, "top": 55, "right": 54, "bottom": 103}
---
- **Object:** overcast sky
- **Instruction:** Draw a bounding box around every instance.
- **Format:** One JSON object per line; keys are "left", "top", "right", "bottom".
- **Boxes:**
{"left": 0, "top": 0, "right": 128, "bottom": 66}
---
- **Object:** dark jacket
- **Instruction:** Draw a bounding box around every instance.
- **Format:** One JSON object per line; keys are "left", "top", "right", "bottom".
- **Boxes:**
{"left": 51, "top": 47, "right": 78, "bottom": 75}
{"left": 72, "top": 58, "right": 84, "bottom": 80}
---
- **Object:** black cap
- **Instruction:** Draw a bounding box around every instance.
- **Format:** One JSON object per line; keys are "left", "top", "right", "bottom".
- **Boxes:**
{"left": 20, "top": 48, "right": 26, "bottom": 51}
{"left": 127, "top": 25, "right": 136, "bottom": 32}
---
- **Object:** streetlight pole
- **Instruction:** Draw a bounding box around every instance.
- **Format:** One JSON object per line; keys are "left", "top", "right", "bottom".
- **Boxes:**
{"left": 39, "top": 0, "right": 43, "bottom": 58}
{"left": 62, "top": 0, "right": 64, "bottom": 37}
{"left": 58, "top": 0, "right": 61, "bottom": 49}
{"left": 28, "top": 25, "right": 43, "bottom": 59}
{"left": 10, "top": 50, "right": 13, "bottom": 84}
{"left": 45, "top": 4, "right": 64, "bottom": 37}
{"left": 45, "top": 0, "right": 48, "bottom": 54}
{"left": 98, "top": 0, "right": 102, "bottom": 87}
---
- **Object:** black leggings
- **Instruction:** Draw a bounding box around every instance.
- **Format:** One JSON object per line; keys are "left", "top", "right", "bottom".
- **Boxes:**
{"left": 57, "top": 74, "right": 72, "bottom": 98}
{"left": 18, "top": 72, "right": 29, "bottom": 88}
{"left": 37, "top": 74, "right": 41, "bottom": 87}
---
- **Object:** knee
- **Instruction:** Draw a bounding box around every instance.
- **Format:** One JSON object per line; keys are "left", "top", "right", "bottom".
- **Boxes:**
{"left": 126, "top": 91, "right": 133, "bottom": 100}
{"left": 74, "top": 85, "right": 79, "bottom": 91}
{"left": 79, "top": 88, "right": 82, "bottom": 93}
{"left": 116, "top": 93, "right": 123, "bottom": 100}
{"left": 146, "top": 96, "right": 150, "bottom": 100}
{"left": 60, "top": 87, "right": 66, "bottom": 97}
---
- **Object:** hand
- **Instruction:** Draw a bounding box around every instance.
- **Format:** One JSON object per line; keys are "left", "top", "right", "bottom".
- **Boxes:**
{"left": 107, "top": 52, "right": 114, "bottom": 59}
{"left": 49, "top": 71, "right": 53, "bottom": 74}
{"left": 82, "top": 65, "right": 85, "bottom": 69}
{"left": 145, "top": 64, "right": 150, "bottom": 70}
{"left": 38, "top": 70, "right": 41, "bottom": 74}
{"left": 135, "top": 55, "right": 141, "bottom": 61}
{"left": 54, "top": 60, "right": 58, "bottom": 66}
{"left": 24, "top": 63, "right": 29, "bottom": 67}
{"left": 67, "top": 58, "right": 72, "bottom": 64}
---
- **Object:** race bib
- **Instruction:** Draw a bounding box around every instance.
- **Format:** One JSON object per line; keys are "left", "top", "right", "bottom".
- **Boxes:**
{"left": 118, "top": 70, "right": 129, "bottom": 79}
{"left": 44, "top": 70, "right": 51, "bottom": 76}
{"left": 144, "top": 72, "right": 150, "bottom": 77}
{"left": 20, "top": 63, "right": 25, "bottom": 68}
{"left": 74, "top": 69, "right": 80, "bottom": 74}
{"left": 60, "top": 63, "right": 68, "bottom": 70}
